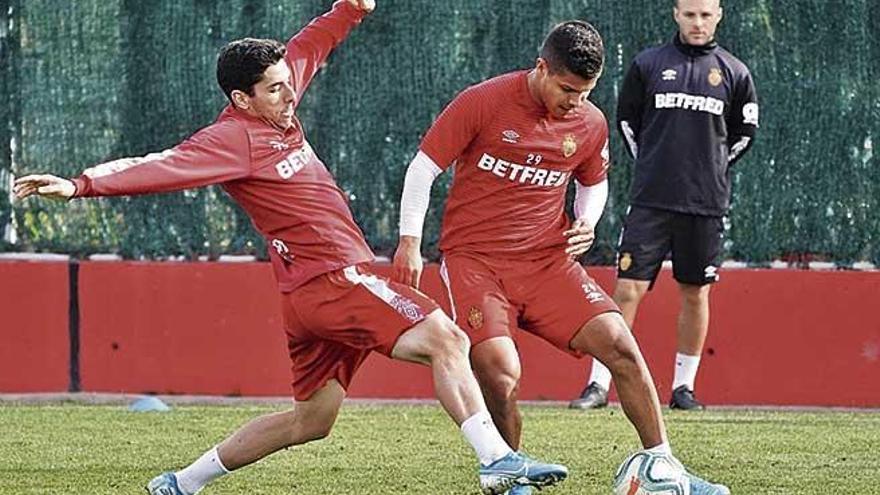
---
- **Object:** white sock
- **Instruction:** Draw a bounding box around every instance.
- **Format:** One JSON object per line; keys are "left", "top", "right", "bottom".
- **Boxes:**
{"left": 175, "top": 446, "right": 230, "bottom": 495}
{"left": 645, "top": 442, "right": 672, "bottom": 456}
{"left": 672, "top": 352, "right": 701, "bottom": 391}
{"left": 460, "top": 410, "right": 514, "bottom": 466}
{"left": 588, "top": 359, "right": 613, "bottom": 390}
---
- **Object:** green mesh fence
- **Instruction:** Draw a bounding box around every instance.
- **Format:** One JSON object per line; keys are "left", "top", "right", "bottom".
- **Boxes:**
{"left": 1, "top": 0, "right": 878, "bottom": 264}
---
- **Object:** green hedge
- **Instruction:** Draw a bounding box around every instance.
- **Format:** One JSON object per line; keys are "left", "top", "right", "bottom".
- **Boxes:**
{"left": 2, "top": 0, "right": 877, "bottom": 264}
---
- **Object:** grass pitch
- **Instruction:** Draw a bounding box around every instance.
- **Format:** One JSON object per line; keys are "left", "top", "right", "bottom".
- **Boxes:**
{"left": 1, "top": 402, "right": 878, "bottom": 494}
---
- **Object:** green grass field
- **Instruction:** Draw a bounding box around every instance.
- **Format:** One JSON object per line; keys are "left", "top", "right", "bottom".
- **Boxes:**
{"left": 2, "top": 403, "right": 878, "bottom": 494}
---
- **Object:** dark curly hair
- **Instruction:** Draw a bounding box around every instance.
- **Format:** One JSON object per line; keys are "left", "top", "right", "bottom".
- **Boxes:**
{"left": 216, "top": 38, "right": 287, "bottom": 102}
{"left": 540, "top": 21, "right": 604, "bottom": 81}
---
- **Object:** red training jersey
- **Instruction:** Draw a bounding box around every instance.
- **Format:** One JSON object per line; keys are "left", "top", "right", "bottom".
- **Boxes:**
{"left": 71, "top": 1, "right": 373, "bottom": 292}
{"left": 420, "top": 70, "right": 611, "bottom": 260}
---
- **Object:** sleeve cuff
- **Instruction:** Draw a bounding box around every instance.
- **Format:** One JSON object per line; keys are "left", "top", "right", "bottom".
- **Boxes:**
{"left": 70, "top": 176, "right": 87, "bottom": 198}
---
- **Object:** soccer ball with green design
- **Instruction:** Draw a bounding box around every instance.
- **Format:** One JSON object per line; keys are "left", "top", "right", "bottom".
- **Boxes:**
{"left": 612, "top": 450, "right": 688, "bottom": 495}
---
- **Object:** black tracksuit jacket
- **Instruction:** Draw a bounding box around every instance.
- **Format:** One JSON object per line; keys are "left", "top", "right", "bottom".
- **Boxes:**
{"left": 617, "top": 35, "right": 759, "bottom": 217}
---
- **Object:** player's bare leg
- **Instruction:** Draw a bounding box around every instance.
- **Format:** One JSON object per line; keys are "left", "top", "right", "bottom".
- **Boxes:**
{"left": 677, "top": 283, "right": 710, "bottom": 357}
{"left": 569, "top": 312, "right": 666, "bottom": 448}
{"left": 148, "top": 380, "right": 346, "bottom": 495}
{"left": 571, "top": 278, "right": 649, "bottom": 409}
{"left": 671, "top": 283, "right": 711, "bottom": 410}
{"left": 217, "top": 380, "right": 345, "bottom": 469}
{"left": 613, "top": 279, "right": 651, "bottom": 328}
{"left": 571, "top": 312, "right": 729, "bottom": 494}
{"left": 391, "top": 310, "right": 489, "bottom": 424}
{"left": 469, "top": 337, "right": 523, "bottom": 449}
{"left": 391, "top": 310, "right": 567, "bottom": 494}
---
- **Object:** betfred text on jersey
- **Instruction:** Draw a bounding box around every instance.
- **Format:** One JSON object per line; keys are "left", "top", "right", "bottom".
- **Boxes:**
{"left": 476, "top": 153, "right": 568, "bottom": 187}
{"left": 655, "top": 92, "right": 724, "bottom": 115}
{"left": 274, "top": 143, "right": 313, "bottom": 179}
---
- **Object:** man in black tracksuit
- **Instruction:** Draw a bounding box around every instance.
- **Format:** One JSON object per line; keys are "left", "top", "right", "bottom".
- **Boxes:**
{"left": 572, "top": 0, "right": 758, "bottom": 410}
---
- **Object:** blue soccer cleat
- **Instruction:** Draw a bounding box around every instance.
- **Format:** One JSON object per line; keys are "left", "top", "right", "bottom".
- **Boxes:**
{"left": 686, "top": 472, "right": 731, "bottom": 495}
{"left": 146, "top": 472, "right": 187, "bottom": 495}
{"left": 479, "top": 451, "right": 568, "bottom": 494}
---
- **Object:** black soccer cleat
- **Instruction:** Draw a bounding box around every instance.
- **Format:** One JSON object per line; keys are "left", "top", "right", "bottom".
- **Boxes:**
{"left": 669, "top": 385, "right": 705, "bottom": 410}
{"left": 568, "top": 381, "right": 608, "bottom": 410}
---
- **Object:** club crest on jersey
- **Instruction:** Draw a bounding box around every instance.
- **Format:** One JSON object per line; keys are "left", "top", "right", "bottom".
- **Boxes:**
{"left": 619, "top": 252, "right": 632, "bottom": 272}
{"left": 708, "top": 67, "right": 723, "bottom": 87}
{"left": 501, "top": 129, "right": 520, "bottom": 144}
{"left": 467, "top": 307, "right": 484, "bottom": 330}
{"left": 562, "top": 134, "right": 577, "bottom": 158}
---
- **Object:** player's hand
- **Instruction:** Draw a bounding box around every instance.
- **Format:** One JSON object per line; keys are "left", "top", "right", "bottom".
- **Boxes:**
{"left": 13, "top": 174, "right": 76, "bottom": 200}
{"left": 346, "top": 0, "right": 375, "bottom": 13}
{"left": 563, "top": 218, "right": 596, "bottom": 260}
{"left": 393, "top": 235, "right": 424, "bottom": 288}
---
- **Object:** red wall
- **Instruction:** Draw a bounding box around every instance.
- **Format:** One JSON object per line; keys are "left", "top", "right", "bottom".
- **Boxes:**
{"left": 78, "top": 262, "right": 290, "bottom": 396}
{"left": 1, "top": 261, "right": 878, "bottom": 407}
{"left": 0, "top": 261, "right": 70, "bottom": 392}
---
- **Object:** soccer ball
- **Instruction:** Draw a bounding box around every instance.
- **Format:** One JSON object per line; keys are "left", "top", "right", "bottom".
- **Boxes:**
{"left": 612, "top": 450, "right": 688, "bottom": 495}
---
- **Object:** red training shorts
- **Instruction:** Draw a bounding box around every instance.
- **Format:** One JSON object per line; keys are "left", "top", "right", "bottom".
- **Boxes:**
{"left": 440, "top": 253, "right": 619, "bottom": 357}
{"left": 281, "top": 264, "right": 439, "bottom": 401}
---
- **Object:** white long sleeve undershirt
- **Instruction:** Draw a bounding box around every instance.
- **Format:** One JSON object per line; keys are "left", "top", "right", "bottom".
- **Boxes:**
{"left": 399, "top": 150, "right": 443, "bottom": 237}
{"left": 573, "top": 179, "right": 608, "bottom": 229}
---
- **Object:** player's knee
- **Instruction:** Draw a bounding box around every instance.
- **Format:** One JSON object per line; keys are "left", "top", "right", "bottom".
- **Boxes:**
{"left": 613, "top": 339, "right": 642, "bottom": 369}
{"left": 448, "top": 323, "right": 472, "bottom": 356}
{"left": 602, "top": 320, "right": 642, "bottom": 369}
{"left": 308, "top": 424, "right": 334, "bottom": 442}
{"left": 441, "top": 327, "right": 472, "bottom": 362}
{"left": 286, "top": 407, "right": 338, "bottom": 446}
{"left": 431, "top": 318, "right": 471, "bottom": 360}
{"left": 290, "top": 419, "right": 334, "bottom": 445}
{"left": 680, "top": 284, "right": 710, "bottom": 306}
{"left": 613, "top": 282, "right": 644, "bottom": 306}
{"left": 297, "top": 427, "right": 332, "bottom": 445}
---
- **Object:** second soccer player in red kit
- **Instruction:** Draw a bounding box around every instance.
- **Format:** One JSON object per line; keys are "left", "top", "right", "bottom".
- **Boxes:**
{"left": 14, "top": 1, "right": 569, "bottom": 494}
{"left": 394, "top": 20, "right": 729, "bottom": 495}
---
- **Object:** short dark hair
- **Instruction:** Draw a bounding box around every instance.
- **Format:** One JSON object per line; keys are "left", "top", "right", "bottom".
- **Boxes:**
{"left": 216, "top": 38, "right": 286, "bottom": 102}
{"left": 540, "top": 21, "right": 604, "bottom": 80}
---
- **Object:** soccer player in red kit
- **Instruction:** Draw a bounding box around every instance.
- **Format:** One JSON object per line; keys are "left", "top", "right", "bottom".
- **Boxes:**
{"left": 394, "top": 20, "right": 729, "bottom": 495}
{"left": 14, "top": 1, "right": 568, "bottom": 494}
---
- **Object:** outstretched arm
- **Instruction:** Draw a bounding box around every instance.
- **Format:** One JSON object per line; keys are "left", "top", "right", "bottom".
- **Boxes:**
{"left": 287, "top": 0, "right": 375, "bottom": 95}
{"left": 14, "top": 124, "right": 251, "bottom": 201}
